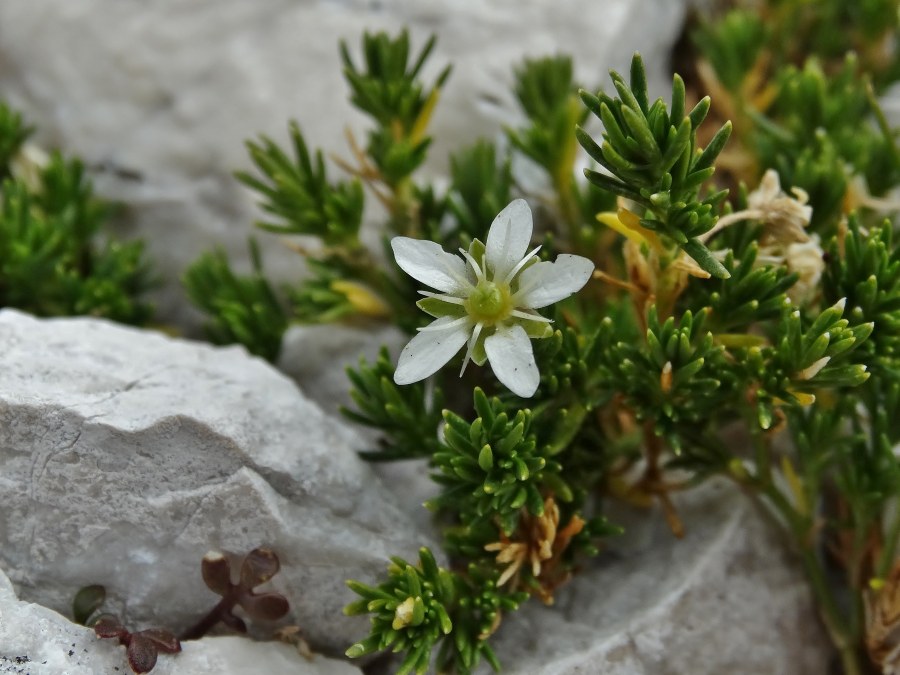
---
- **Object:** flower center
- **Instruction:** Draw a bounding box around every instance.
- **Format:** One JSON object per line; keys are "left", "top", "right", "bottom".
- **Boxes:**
{"left": 465, "top": 280, "right": 512, "bottom": 325}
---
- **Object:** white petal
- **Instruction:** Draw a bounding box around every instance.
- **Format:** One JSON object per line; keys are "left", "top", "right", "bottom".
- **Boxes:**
{"left": 485, "top": 199, "right": 533, "bottom": 281}
{"left": 394, "top": 317, "right": 470, "bottom": 385}
{"left": 485, "top": 324, "right": 539, "bottom": 398}
{"left": 391, "top": 237, "right": 469, "bottom": 294}
{"left": 514, "top": 254, "right": 595, "bottom": 309}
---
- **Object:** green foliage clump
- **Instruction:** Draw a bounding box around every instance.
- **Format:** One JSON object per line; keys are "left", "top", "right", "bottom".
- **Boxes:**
{"left": 344, "top": 548, "right": 456, "bottom": 675}
{"left": 825, "top": 217, "right": 900, "bottom": 374}
{"left": 0, "top": 104, "right": 31, "bottom": 179}
{"left": 187, "top": 5, "right": 900, "bottom": 671}
{"left": 577, "top": 55, "right": 732, "bottom": 279}
{"left": 432, "top": 388, "right": 567, "bottom": 535}
{"left": 237, "top": 121, "right": 365, "bottom": 246}
{"left": 341, "top": 30, "right": 450, "bottom": 188}
{"left": 604, "top": 309, "right": 731, "bottom": 451}
{"left": 0, "top": 105, "right": 153, "bottom": 324}
{"left": 182, "top": 239, "right": 288, "bottom": 361}
{"left": 346, "top": 548, "right": 531, "bottom": 675}
{"left": 446, "top": 141, "right": 512, "bottom": 249}
{"left": 341, "top": 347, "right": 444, "bottom": 461}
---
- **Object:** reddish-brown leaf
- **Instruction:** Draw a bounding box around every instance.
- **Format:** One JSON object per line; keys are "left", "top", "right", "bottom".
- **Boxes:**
{"left": 240, "top": 592, "right": 290, "bottom": 621}
{"left": 137, "top": 629, "right": 181, "bottom": 654}
{"left": 240, "top": 548, "right": 280, "bottom": 588}
{"left": 220, "top": 611, "right": 248, "bottom": 633}
{"left": 93, "top": 614, "right": 127, "bottom": 640}
{"left": 126, "top": 634, "right": 159, "bottom": 674}
{"left": 201, "top": 551, "right": 233, "bottom": 596}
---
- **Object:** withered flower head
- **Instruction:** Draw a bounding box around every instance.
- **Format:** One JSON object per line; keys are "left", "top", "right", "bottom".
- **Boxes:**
{"left": 747, "top": 169, "right": 813, "bottom": 245}
{"left": 484, "top": 497, "right": 585, "bottom": 604}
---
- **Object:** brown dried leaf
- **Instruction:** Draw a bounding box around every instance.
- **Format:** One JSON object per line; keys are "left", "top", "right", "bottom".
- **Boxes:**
{"left": 93, "top": 614, "right": 127, "bottom": 640}
{"left": 240, "top": 547, "right": 280, "bottom": 588}
{"left": 867, "top": 560, "right": 900, "bottom": 671}
{"left": 126, "top": 634, "right": 159, "bottom": 674}
{"left": 201, "top": 551, "right": 233, "bottom": 596}
{"left": 240, "top": 592, "right": 290, "bottom": 621}
{"left": 220, "top": 611, "right": 248, "bottom": 633}
{"left": 137, "top": 629, "right": 181, "bottom": 655}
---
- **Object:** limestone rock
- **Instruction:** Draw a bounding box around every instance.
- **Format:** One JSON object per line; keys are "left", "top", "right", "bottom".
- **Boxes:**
{"left": 0, "top": 309, "right": 439, "bottom": 655}
{"left": 0, "top": 0, "right": 689, "bottom": 329}
{"left": 277, "top": 323, "right": 407, "bottom": 417}
{"left": 0, "top": 567, "right": 360, "bottom": 675}
{"left": 486, "top": 480, "right": 831, "bottom": 674}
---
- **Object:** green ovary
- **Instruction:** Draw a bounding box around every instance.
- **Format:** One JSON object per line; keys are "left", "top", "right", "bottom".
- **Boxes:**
{"left": 465, "top": 280, "right": 513, "bottom": 325}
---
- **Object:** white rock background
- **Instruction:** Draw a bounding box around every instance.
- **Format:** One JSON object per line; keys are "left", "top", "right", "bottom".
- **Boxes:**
{"left": 0, "top": 0, "right": 689, "bottom": 331}
{"left": 0, "top": 310, "right": 441, "bottom": 655}
{"left": 0, "top": 566, "right": 361, "bottom": 675}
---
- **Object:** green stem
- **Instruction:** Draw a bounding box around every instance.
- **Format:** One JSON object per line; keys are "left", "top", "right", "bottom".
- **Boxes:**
{"left": 798, "top": 545, "right": 865, "bottom": 675}
{"left": 846, "top": 503, "right": 872, "bottom": 645}
{"left": 757, "top": 480, "right": 864, "bottom": 675}
{"left": 553, "top": 173, "right": 580, "bottom": 246}
{"left": 878, "top": 506, "right": 900, "bottom": 578}
{"left": 390, "top": 176, "right": 417, "bottom": 238}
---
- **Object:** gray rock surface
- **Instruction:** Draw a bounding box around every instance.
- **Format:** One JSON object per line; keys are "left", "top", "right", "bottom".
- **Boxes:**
{"left": 277, "top": 323, "right": 407, "bottom": 417}
{"left": 0, "top": 309, "right": 439, "bottom": 655}
{"left": 488, "top": 480, "right": 831, "bottom": 675}
{"left": 0, "top": 0, "right": 689, "bottom": 329}
{"left": 0, "top": 567, "right": 360, "bottom": 675}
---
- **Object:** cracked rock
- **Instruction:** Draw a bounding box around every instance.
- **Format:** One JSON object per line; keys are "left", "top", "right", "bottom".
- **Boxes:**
{"left": 0, "top": 0, "right": 689, "bottom": 330}
{"left": 0, "top": 309, "right": 438, "bottom": 655}
{"left": 0, "top": 566, "right": 360, "bottom": 675}
{"left": 277, "top": 324, "right": 438, "bottom": 537}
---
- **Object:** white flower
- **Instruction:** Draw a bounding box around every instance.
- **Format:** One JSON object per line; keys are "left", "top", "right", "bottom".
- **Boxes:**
{"left": 390, "top": 199, "right": 594, "bottom": 398}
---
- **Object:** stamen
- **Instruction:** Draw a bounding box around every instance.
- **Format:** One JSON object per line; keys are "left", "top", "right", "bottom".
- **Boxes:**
{"left": 417, "top": 290, "right": 466, "bottom": 305}
{"left": 416, "top": 316, "right": 470, "bottom": 333}
{"left": 441, "top": 257, "right": 475, "bottom": 292}
{"left": 510, "top": 309, "right": 552, "bottom": 322}
{"left": 459, "top": 248, "right": 485, "bottom": 283}
{"left": 503, "top": 245, "right": 542, "bottom": 285}
{"left": 511, "top": 265, "right": 545, "bottom": 304}
{"left": 460, "top": 321, "right": 484, "bottom": 376}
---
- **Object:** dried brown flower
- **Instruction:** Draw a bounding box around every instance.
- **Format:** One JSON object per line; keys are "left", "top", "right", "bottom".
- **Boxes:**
{"left": 866, "top": 561, "right": 900, "bottom": 673}
{"left": 485, "top": 496, "right": 585, "bottom": 604}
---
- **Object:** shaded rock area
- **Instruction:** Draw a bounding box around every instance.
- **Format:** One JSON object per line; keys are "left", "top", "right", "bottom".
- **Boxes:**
{"left": 277, "top": 323, "right": 407, "bottom": 417}
{"left": 278, "top": 323, "right": 441, "bottom": 537}
{"left": 489, "top": 481, "right": 831, "bottom": 675}
{"left": 0, "top": 0, "right": 690, "bottom": 330}
{"left": 0, "top": 567, "right": 360, "bottom": 675}
{"left": 0, "top": 309, "right": 439, "bottom": 655}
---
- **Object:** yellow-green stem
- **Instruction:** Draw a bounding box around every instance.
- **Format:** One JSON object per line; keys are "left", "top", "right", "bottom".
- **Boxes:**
{"left": 757, "top": 480, "right": 864, "bottom": 675}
